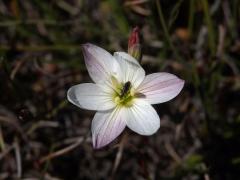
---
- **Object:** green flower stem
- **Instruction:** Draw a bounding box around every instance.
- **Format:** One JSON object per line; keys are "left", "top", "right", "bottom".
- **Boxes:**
{"left": 0, "top": 125, "right": 5, "bottom": 151}
{"left": 0, "top": 44, "right": 83, "bottom": 52}
{"left": 46, "top": 100, "right": 68, "bottom": 119}
{"left": 201, "top": 0, "right": 216, "bottom": 56}
{"left": 188, "top": 0, "right": 195, "bottom": 37}
{"left": 155, "top": 0, "right": 182, "bottom": 62}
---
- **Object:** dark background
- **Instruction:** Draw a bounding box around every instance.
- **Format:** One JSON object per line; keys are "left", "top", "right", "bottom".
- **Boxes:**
{"left": 0, "top": 0, "right": 240, "bottom": 179}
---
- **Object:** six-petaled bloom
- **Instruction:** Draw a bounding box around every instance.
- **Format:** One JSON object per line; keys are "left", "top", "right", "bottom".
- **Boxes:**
{"left": 67, "top": 43, "right": 184, "bottom": 149}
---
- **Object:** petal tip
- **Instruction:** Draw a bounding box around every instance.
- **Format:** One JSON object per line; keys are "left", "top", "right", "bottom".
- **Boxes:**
{"left": 92, "top": 135, "right": 107, "bottom": 149}
{"left": 92, "top": 143, "right": 103, "bottom": 149}
{"left": 66, "top": 87, "right": 75, "bottom": 104}
{"left": 81, "top": 43, "right": 92, "bottom": 52}
{"left": 178, "top": 78, "right": 185, "bottom": 90}
{"left": 81, "top": 43, "right": 92, "bottom": 48}
{"left": 81, "top": 43, "right": 98, "bottom": 54}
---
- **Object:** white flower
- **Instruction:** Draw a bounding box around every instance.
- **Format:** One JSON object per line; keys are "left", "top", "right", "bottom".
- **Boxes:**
{"left": 67, "top": 43, "right": 184, "bottom": 149}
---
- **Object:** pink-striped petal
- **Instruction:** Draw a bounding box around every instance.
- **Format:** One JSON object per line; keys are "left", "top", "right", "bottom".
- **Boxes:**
{"left": 82, "top": 43, "right": 121, "bottom": 83}
{"left": 137, "top": 73, "right": 184, "bottom": 104}
{"left": 114, "top": 52, "right": 145, "bottom": 88}
{"left": 125, "top": 99, "right": 160, "bottom": 135}
{"left": 92, "top": 107, "right": 126, "bottom": 149}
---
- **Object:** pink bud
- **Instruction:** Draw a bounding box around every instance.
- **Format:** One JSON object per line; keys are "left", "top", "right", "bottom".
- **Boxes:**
{"left": 128, "top": 27, "right": 140, "bottom": 48}
{"left": 128, "top": 27, "right": 142, "bottom": 61}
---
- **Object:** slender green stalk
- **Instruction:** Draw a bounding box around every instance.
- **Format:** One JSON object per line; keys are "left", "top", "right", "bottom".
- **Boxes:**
{"left": 202, "top": 0, "right": 216, "bottom": 56}
{"left": 188, "top": 0, "right": 195, "bottom": 37}
{"left": 233, "top": 0, "right": 239, "bottom": 22}
{"left": 46, "top": 100, "right": 68, "bottom": 119}
{"left": 0, "top": 19, "right": 81, "bottom": 27}
{"left": 155, "top": 0, "right": 182, "bottom": 62}
{"left": 168, "top": 0, "right": 183, "bottom": 29}
{"left": 0, "top": 44, "right": 83, "bottom": 52}
{"left": 40, "top": 145, "right": 55, "bottom": 180}
{"left": 0, "top": 126, "right": 5, "bottom": 151}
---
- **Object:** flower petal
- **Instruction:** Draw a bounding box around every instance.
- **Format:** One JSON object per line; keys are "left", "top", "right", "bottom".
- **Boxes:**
{"left": 137, "top": 73, "right": 184, "bottom": 104}
{"left": 82, "top": 43, "right": 121, "bottom": 83}
{"left": 67, "top": 83, "right": 115, "bottom": 111}
{"left": 114, "top": 52, "right": 145, "bottom": 88}
{"left": 92, "top": 108, "right": 126, "bottom": 149}
{"left": 114, "top": 51, "right": 141, "bottom": 66}
{"left": 125, "top": 99, "right": 160, "bottom": 135}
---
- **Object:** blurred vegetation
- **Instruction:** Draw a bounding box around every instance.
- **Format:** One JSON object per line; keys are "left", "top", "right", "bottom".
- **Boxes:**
{"left": 0, "top": 0, "right": 240, "bottom": 179}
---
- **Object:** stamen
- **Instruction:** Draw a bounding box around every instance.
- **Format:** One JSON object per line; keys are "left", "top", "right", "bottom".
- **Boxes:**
{"left": 112, "top": 81, "right": 134, "bottom": 107}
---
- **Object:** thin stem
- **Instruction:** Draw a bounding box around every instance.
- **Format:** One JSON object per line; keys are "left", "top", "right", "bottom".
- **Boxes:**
{"left": 39, "top": 136, "right": 86, "bottom": 164}
{"left": 0, "top": 126, "right": 5, "bottom": 151}
{"left": 0, "top": 44, "right": 82, "bottom": 52}
{"left": 188, "top": 0, "right": 195, "bottom": 37}
{"left": 14, "top": 138, "right": 22, "bottom": 178}
{"left": 155, "top": 0, "right": 182, "bottom": 62}
{"left": 0, "top": 19, "right": 80, "bottom": 27}
{"left": 46, "top": 100, "right": 68, "bottom": 119}
{"left": 112, "top": 132, "right": 128, "bottom": 176}
{"left": 202, "top": 0, "right": 216, "bottom": 56}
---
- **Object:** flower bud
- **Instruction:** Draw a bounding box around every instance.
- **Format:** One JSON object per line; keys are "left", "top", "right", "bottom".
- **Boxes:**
{"left": 128, "top": 27, "right": 142, "bottom": 61}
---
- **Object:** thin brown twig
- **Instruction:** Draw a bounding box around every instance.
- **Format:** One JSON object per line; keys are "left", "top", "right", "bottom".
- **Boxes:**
{"left": 0, "top": 44, "right": 82, "bottom": 52}
{"left": 0, "top": 145, "right": 14, "bottom": 160}
{"left": 13, "top": 138, "right": 22, "bottom": 178}
{"left": 111, "top": 133, "right": 128, "bottom": 177}
{"left": 124, "top": 0, "right": 149, "bottom": 6}
{"left": 0, "top": 19, "right": 82, "bottom": 27}
{"left": 39, "top": 136, "right": 86, "bottom": 164}
{"left": 164, "top": 141, "right": 182, "bottom": 164}
{"left": 216, "top": 25, "right": 226, "bottom": 57}
{"left": 131, "top": 5, "right": 151, "bottom": 16}
{"left": 10, "top": 59, "right": 27, "bottom": 80}
{"left": 0, "top": 115, "right": 27, "bottom": 141}
{"left": 0, "top": 125, "right": 5, "bottom": 151}
{"left": 26, "top": 120, "right": 59, "bottom": 135}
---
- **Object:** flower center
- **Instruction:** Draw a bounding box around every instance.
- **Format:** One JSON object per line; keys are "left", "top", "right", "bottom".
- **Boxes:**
{"left": 112, "top": 77, "right": 135, "bottom": 107}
